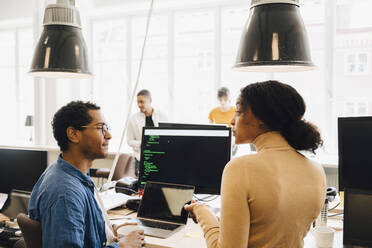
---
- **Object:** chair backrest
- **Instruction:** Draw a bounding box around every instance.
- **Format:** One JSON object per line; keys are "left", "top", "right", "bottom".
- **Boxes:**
{"left": 17, "top": 213, "right": 42, "bottom": 248}
{"left": 13, "top": 238, "right": 26, "bottom": 248}
{"left": 112, "top": 153, "right": 134, "bottom": 181}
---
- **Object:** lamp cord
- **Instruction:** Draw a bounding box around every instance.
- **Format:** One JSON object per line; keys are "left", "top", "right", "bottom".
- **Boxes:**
{"left": 106, "top": 0, "right": 154, "bottom": 184}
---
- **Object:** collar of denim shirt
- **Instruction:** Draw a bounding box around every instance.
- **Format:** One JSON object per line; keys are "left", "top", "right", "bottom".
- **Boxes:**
{"left": 57, "top": 154, "right": 95, "bottom": 189}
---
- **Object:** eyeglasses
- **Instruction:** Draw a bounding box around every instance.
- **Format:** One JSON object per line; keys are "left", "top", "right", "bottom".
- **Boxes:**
{"left": 80, "top": 124, "right": 111, "bottom": 136}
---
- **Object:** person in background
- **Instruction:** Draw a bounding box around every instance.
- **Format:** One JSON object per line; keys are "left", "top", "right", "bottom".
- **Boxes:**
{"left": 209, "top": 87, "right": 239, "bottom": 155}
{"left": 29, "top": 101, "right": 145, "bottom": 248}
{"left": 186, "top": 80, "right": 326, "bottom": 248}
{"left": 208, "top": 87, "right": 236, "bottom": 126}
{"left": 127, "top": 89, "right": 167, "bottom": 177}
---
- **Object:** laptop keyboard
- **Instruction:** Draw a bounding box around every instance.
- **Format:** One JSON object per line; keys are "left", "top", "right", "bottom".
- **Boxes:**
{"left": 139, "top": 219, "right": 180, "bottom": 230}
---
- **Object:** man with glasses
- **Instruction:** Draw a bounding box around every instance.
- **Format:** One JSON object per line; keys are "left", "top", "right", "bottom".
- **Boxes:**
{"left": 29, "top": 101, "right": 145, "bottom": 248}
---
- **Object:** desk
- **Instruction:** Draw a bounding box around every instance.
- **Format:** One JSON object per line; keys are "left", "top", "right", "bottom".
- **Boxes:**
{"left": 109, "top": 209, "right": 344, "bottom": 248}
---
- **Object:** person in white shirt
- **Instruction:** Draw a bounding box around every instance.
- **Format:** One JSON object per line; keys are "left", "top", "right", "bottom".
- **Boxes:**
{"left": 127, "top": 89, "right": 167, "bottom": 176}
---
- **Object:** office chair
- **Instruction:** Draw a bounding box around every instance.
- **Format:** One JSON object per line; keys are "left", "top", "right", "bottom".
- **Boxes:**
{"left": 13, "top": 238, "right": 26, "bottom": 248}
{"left": 17, "top": 213, "right": 42, "bottom": 248}
{"left": 94, "top": 153, "right": 134, "bottom": 186}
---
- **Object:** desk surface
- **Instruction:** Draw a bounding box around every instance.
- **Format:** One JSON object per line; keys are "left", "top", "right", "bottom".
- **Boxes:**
{"left": 109, "top": 209, "right": 344, "bottom": 248}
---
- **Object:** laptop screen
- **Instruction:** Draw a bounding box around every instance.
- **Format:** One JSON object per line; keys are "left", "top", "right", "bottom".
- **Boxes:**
{"left": 1, "top": 189, "right": 30, "bottom": 220}
{"left": 137, "top": 181, "right": 194, "bottom": 224}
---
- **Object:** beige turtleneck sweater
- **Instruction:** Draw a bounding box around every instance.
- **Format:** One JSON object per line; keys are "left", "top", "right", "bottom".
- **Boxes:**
{"left": 193, "top": 131, "right": 326, "bottom": 248}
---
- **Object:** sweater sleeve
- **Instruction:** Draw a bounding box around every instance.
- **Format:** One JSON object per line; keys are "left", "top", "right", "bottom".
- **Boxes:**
{"left": 194, "top": 159, "right": 250, "bottom": 248}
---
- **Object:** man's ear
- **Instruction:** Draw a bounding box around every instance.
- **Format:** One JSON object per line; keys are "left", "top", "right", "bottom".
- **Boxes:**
{"left": 66, "top": 126, "right": 80, "bottom": 144}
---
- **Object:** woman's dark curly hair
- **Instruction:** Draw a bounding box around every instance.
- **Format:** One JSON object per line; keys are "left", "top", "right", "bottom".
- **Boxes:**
{"left": 240, "top": 80, "right": 323, "bottom": 153}
{"left": 52, "top": 101, "right": 100, "bottom": 152}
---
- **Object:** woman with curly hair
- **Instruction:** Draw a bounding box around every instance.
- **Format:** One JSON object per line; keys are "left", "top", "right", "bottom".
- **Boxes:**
{"left": 186, "top": 80, "right": 326, "bottom": 248}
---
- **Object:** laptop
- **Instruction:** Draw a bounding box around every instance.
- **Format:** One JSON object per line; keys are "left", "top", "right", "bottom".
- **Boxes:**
{"left": 135, "top": 181, "right": 194, "bottom": 239}
{"left": 0, "top": 189, "right": 31, "bottom": 220}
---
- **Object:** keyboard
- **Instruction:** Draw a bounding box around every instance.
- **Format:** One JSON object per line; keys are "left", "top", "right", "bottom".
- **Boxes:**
{"left": 99, "top": 189, "right": 133, "bottom": 210}
{"left": 139, "top": 219, "right": 180, "bottom": 231}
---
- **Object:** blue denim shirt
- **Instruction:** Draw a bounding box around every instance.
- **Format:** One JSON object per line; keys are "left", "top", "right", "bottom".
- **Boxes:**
{"left": 29, "top": 155, "right": 119, "bottom": 248}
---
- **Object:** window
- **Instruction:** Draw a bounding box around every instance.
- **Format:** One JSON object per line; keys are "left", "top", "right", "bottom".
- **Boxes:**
{"left": 92, "top": 18, "right": 129, "bottom": 149}
{"left": 0, "top": 27, "right": 33, "bottom": 146}
{"left": 131, "top": 15, "right": 169, "bottom": 116}
{"left": 344, "top": 52, "right": 370, "bottom": 74}
{"left": 174, "top": 10, "right": 215, "bottom": 123}
{"left": 333, "top": 0, "right": 372, "bottom": 152}
{"left": 343, "top": 98, "right": 372, "bottom": 117}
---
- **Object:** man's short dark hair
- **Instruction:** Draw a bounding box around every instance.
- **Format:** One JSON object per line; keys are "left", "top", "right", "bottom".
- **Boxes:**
{"left": 137, "top": 89, "right": 151, "bottom": 98}
{"left": 52, "top": 101, "right": 100, "bottom": 152}
{"left": 217, "top": 87, "right": 230, "bottom": 98}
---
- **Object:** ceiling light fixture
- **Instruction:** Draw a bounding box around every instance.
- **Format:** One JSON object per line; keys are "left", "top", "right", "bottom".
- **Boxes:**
{"left": 234, "top": 0, "right": 315, "bottom": 72}
{"left": 29, "top": 0, "right": 92, "bottom": 78}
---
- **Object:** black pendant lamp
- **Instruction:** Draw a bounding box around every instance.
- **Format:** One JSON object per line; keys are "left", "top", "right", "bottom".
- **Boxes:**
{"left": 29, "top": 0, "right": 92, "bottom": 79}
{"left": 234, "top": 0, "right": 315, "bottom": 72}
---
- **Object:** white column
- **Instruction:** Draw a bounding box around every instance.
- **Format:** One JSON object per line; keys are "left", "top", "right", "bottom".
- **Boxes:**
{"left": 324, "top": 0, "right": 336, "bottom": 152}
{"left": 32, "top": 0, "right": 46, "bottom": 146}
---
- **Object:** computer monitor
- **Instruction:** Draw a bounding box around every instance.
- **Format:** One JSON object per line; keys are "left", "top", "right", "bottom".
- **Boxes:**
{"left": 139, "top": 127, "right": 231, "bottom": 194}
{"left": 344, "top": 188, "right": 372, "bottom": 247}
{"left": 338, "top": 117, "right": 372, "bottom": 191}
{"left": 0, "top": 148, "right": 48, "bottom": 194}
{"left": 158, "top": 122, "right": 228, "bottom": 129}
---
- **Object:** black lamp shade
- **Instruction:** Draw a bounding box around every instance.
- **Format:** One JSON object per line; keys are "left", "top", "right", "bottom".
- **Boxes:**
{"left": 29, "top": 25, "right": 92, "bottom": 78}
{"left": 235, "top": 3, "right": 315, "bottom": 72}
{"left": 25, "top": 115, "right": 34, "bottom": 127}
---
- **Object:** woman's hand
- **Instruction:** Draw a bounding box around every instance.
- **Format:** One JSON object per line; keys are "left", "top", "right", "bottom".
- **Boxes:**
{"left": 184, "top": 201, "right": 212, "bottom": 224}
{"left": 0, "top": 213, "right": 9, "bottom": 223}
